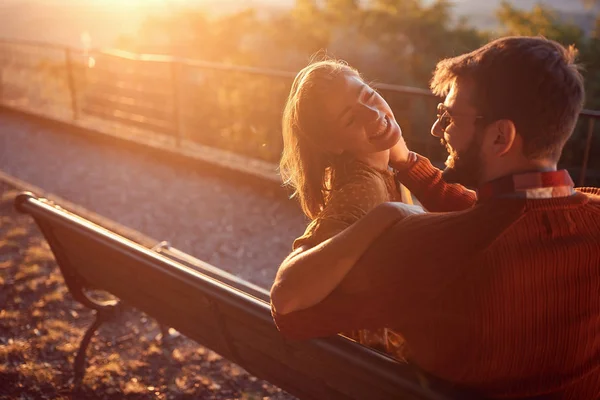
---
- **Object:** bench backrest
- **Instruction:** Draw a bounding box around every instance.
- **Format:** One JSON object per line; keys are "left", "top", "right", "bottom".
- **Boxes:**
{"left": 15, "top": 193, "right": 455, "bottom": 400}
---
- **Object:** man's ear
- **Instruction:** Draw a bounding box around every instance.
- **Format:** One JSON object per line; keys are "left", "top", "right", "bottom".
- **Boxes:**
{"left": 489, "top": 119, "right": 517, "bottom": 157}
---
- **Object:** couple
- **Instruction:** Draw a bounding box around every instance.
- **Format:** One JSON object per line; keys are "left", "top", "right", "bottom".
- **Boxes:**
{"left": 270, "top": 36, "right": 600, "bottom": 399}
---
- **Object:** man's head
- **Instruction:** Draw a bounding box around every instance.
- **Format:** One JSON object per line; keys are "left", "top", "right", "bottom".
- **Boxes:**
{"left": 429, "top": 36, "right": 585, "bottom": 188}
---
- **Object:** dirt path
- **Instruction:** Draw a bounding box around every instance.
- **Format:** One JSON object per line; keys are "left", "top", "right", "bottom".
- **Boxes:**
{"left": 0, "top": 182, "right": 295, "bottom": 399}
{"left": 0, "top": 111, "right": 307, "bottom": 289}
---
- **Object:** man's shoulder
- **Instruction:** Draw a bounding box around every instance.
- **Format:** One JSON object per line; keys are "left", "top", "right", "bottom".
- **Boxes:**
{"left": 382, "top": 201, "right": 526, "bottom": 258}
{"left": 396, "top": 200, "right": 524, "bottom": 230}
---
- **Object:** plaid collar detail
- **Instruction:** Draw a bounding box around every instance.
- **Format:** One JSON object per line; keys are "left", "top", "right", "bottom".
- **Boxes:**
{"left": 477, "top": 170, "right": 575, "bottom": 202}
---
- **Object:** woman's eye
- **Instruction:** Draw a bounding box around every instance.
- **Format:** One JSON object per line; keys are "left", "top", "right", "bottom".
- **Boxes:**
{"left": 366, "top": 90, "right": 376, "bottom": 100}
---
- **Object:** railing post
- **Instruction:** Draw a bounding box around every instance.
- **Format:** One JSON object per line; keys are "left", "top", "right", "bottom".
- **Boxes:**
{"left": 579, "top": 117, "right": 595, "bottom": 187}
{"left": 171, "top": 61, "right": 183, "bottom": 147}
{"left": 65, "top": 47, "right": 79, "bottom": 120}
{"left": 0, "top": 62, "right": 4, "bottom": 104}
{"left": 0, "top": 44, "right": 7, "bottom": 104}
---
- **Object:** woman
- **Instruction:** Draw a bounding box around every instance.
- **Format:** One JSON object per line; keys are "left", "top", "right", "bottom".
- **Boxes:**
{"left": 272, "top": 58, "right": 424, "bottom": 359}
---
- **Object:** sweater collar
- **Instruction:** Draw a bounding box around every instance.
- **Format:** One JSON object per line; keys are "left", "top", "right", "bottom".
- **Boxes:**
{"left": 477, "top": 170, "right": 575, "bottom": 202}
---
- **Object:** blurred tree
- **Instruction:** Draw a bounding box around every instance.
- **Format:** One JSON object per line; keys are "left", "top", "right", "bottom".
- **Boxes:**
{"left": 117, "top": 8, "right": 260, "bottom": 64}
{"left": 496, "top": 1, "right": 585, "bottom": 47}
{"left": 109, "top": 0, "right": 600, "bottom": 165}
{"left": 258, "top": 0, "right": 333, "bottom": 69}
{"left": 116, "top": 0, "right": 486, "bottom": 85}
{"left": 495, "top": 1, "right": 599, "bottom": 108}
{"left": 353, "top": 0, "right": 486, "bottom": 85}
{"left": 579, "top": 17, "right": 600, "bottom": 109}
{"left": 582, "top": 0, "right": 600, "bottom": 9}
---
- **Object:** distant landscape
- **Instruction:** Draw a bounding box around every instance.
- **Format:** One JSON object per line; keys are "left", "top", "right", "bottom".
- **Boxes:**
{"left": 0, "top": 0, "right": 596, "bottom": 50}
{"left": 0, "top": 0, "right": 597, "bottom": 177}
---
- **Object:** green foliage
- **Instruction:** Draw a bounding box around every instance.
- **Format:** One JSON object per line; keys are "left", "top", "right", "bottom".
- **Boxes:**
{"left": 495, "top": 1, "right": 598, "bottom": 109}
{"left": 109, "top": 0, "right": 598, "bottom": 168}
{"left": 578, "top": 17, "right": 600, "bottom": 110}
{"left": 582, "top": 0, "right": 600, "bottom": 9}
{"left": 496, "top": 1, "right": 585, "bottom": 47}
{"left": 118, "top": 0, "right": 486, "bottom": 85}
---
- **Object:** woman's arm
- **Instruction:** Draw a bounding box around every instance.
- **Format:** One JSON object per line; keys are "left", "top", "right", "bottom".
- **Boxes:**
{"left": 389, "top": 139, "right": 476, "bottom": 212}
{"left": 392, "top": 153, "right": 476, "bottom": 212}
{"left": 270, "top": 202, "right": 424, "bottom": 316}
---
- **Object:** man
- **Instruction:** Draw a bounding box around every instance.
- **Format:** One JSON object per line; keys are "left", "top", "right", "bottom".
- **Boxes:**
{"left": 270, "top": 36, "right": 600, "bottom": 399}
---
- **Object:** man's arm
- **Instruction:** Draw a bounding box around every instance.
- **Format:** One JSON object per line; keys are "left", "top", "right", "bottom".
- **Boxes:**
{"left": 271, "top": 211, "right": 429, "bottom": 340}
{"left": 270, "top": 202, "right": 424, "bottom": 316}
{"left": 391, "top": 152, "right": 477, "bottom": 212}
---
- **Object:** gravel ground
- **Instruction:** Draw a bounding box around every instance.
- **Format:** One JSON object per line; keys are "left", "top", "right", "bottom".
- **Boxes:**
{"left": 0, "top": 111, "right": 307, "bottom": 289}
{"left": 0, "top": 183, "right": 294, "bottom": 399}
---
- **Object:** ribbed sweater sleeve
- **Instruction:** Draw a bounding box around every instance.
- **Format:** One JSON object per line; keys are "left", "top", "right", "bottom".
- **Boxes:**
{"left": 395, "top": 154, "right": 476, "bottom": 212}
{"left": 272, "top": 190, "right": 600, "bottom": 399}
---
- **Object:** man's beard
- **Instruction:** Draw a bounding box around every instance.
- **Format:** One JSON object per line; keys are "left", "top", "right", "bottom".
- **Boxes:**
{"left": 441, "top": 134, "right": 483, "bottom": 188}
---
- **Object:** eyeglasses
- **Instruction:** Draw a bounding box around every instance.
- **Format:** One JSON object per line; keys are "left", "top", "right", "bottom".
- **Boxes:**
{"left": 436, "top": 103, "right": 484, "bottom": 131}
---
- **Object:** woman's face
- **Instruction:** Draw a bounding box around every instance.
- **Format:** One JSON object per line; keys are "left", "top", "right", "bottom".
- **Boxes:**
{"left": 319, "top": 73, "right": 402, "bottom": 157}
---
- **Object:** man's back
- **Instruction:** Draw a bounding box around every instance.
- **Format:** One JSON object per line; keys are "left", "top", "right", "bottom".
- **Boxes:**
{"left": 273, "top": 188, "right": 600, "bottom": 399}
{"left": 395, "top": 188, "right": 600, "bottom": 398}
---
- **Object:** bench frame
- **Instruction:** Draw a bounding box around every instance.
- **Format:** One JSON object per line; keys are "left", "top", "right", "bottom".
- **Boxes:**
{"left": 15, "top": 192, "right": 459, "bottom": 400}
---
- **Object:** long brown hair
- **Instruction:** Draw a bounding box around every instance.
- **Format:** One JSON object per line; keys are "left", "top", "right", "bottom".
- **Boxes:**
{"left": 280, "top": 59, "right": 361, "bottom": 220}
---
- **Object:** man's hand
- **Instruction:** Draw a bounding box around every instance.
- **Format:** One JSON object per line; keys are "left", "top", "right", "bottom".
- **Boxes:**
{"left": 382, "top": 202, "right": 425, "bottom": 218}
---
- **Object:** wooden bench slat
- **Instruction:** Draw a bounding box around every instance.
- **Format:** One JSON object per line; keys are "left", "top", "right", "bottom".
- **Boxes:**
{"left": 16, "top": 193, "right": 457, "bottom": 400}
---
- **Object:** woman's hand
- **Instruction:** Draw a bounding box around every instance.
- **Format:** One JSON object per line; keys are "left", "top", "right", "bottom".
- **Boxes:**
{"left": 389, "top": 135, "right": 410, "bottom": 168}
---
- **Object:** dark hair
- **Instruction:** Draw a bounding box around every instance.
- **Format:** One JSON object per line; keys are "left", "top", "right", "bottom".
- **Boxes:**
{"left": 430, "top": 36, "right": 585, "bottom": 161}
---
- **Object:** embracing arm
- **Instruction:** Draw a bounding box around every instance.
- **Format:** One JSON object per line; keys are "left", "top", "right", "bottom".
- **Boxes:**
{"left": 391, "top": 152, "right": 476, "bottom": 212}
{"left": 272, "top": 210, "right": 430, "bottom": 340}
{"left": 270, "top": 203, "right": 424, "bottom": 316}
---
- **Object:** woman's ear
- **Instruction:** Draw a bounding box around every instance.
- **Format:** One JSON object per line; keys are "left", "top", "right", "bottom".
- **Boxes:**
{"left": 489, "top": 119, "right": 517, "bottom": 157}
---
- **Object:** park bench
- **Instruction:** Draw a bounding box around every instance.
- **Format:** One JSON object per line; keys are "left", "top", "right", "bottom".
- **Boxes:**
{"left": 15, "top": 192, "right": 463, "bottom": 400}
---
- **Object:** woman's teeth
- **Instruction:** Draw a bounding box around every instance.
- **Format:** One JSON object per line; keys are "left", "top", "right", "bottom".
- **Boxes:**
{"left": 371, "top": 117, "right": 389, "bottom": 139}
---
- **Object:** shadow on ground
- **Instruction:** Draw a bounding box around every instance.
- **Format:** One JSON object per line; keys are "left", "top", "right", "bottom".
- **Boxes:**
{"left": 0, "top": 182, "right": 293, "bottom": 400}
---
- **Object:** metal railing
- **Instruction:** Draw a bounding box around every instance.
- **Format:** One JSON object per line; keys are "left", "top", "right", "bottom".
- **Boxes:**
{"left": 578, "top": 109, "right": 599, "bottom": 186}
{"left": 0, "top": 39, "right": 598, "bottom": 185}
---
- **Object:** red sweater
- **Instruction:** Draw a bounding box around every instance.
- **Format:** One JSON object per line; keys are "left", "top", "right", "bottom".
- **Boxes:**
{"left": 272, "top": 155, "right": 600, "bottom": 399}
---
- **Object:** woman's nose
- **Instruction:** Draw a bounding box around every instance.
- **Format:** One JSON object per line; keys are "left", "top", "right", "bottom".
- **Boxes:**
{"left": 357, "top": 103, "right": 380, "bottom": 123}
{"left": 431, "top": 118, "right": 443, "bottom": 138}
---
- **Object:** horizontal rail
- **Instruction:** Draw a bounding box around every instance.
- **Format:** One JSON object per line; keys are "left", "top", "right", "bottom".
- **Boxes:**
{"left": 580, "top": 109, "right": 600, "bottom": 118}
{"left": 83, "top": 65, "right": 173, "bottom": 85}
{"left": 78, "top": 81, "right": 173, "bottom": 104}
{"left": 2, "top": 39, "right": 599, "bottom": 114}
{"left": 1, "top": 38, "right": 598, "bottom": 186}
{"left": 81, "top": 105, "right": 176, "bottom": 135}
{"left": 0, "top": 38, "right": 70, "bottom": 52}
{"left": 83, "top": 95, "right": 174, "bottom": 123}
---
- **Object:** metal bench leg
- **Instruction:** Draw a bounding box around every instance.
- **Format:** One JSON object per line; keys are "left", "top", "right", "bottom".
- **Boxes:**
{"left": 73, "top": 304, "right": 120, "bottom": 386}
{"left": 151, "top": 242, "right": 180, "bottom": 348}
{"left": 32, "top": 222, "right": 125, "bottom": 387}
{"left": 158, "top": 323, "right": 181, "bottom": 347}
